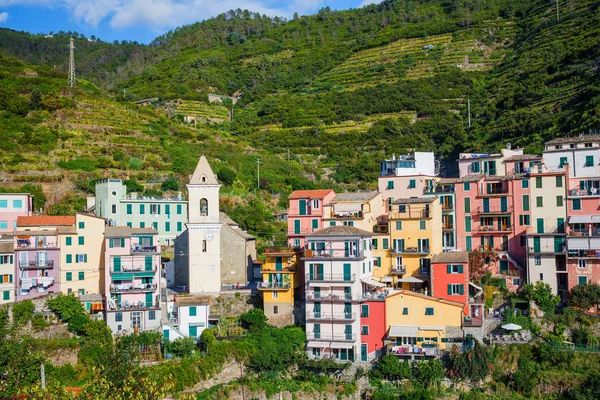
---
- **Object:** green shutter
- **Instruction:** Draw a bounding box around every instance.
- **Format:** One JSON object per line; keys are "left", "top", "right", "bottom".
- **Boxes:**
{"left": 464, "top": 182, "right": 470, "bottom": 191}
{"left": 537, "top": 218, "right": 544, "bottom": 234}
{"left": 127, "top": 204, "right": 132, "bottom": 214}
{"left": 66, "top": 254, "right": 72, "bottom": 264}
{"left": 312, "top": 219, "right": 318, "bottom": 229}
{"left": 573, "top": 199, "right": 581, "bottom": 210}
{"left": 146, "top": 293, "right": 153, "bottom": 308}
{"left": 294, "top": 220, "right": 300, "bottom": 234}
{"left": 447, "top": 285, "right": 452, "bottom": 295}
{"left": 145, "top": 256, "right": 153, "bottom": 271}
{"left": 533, "top": 237, "right": 541, "bottom": 253}
{"left": 165, "top": 222, "right": 170, "bottom": 232}
{"left": 557, "top": 218, "right": 565, "bottom": 233}
{"left": 140, "top": 204, "right": 145, "bottom": 214}
{"left": 78, "top": 236, "right": 84, "bottom": 245}
{"left": 555, "top": 176, "right": 562, "bottom": 187}
{"left": 458, "top": 265, "right": 463, "bottom": 273}
{"left": 523, "top": 195, "right": 530, "bottom": 211}
{"left": 559, "top": 157, "right": 567, "bottom": 167}
{"left": 299, "top": 200, "right": 307, "bottom": 215}
{"left": 536, "top": 176, "right": 542, "bottom": 188}
{"left": 177, "top": 204, "right": 182, "bottom": 214}
{"left": 465, "top": 216, "right": 472, "bottom": 232}
{"left": 586, "top": 155, "right": 594, "bottom": 166}
{"left": 464, "top": 197, "right": 470, "bottom": 213}
{"left": 466, "top": 236, "right": 472, "bottom": 251}
{"left": 483, "top": 198, "right": 490, "bottom": 212}
{"left": 459, "top": 285, "right": 464, "bottom": 295}
{"left": 66, "top": 272, "right": 72, "bottom": 281}
{"left": 447, "top": 265, "right": 452, "bottom": 274}
{"left": 165, "top": 205, "right": 170, "bottom": 214}
{"left": 114, "top": 256, "right": 121, "bottom": 272}
{"left": 66, "top": 237, "right": 72, "bottom": 246}
{"left": 79, "top": 271, "right": 84, "bottom": 280}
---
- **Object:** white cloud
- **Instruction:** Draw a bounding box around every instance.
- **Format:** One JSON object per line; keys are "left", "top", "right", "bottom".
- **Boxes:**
{"left": 0, "top": 0, "right": 332, "bottom": 29}
{"left": 0, "top": 11, "right": 7, "bottom": 23}
{"left": 358, "top": 0, "right": 381, "bottom": 7}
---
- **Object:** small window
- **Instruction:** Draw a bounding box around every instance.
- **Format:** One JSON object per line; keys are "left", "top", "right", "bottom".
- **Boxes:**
{"left": 534, "top": 256, "right": 541, "bottom": 265}
{"left": 579, "top": 276, "right": 588, "bottom": 285}
{"left": 0, "top": 200, "right": 6, "bottom": 208}
{"left": 361, "top": 304, "right": 369, "bottom": 318}
{"left": 555, "top": 176, "right": 563, "bottom": 188}
{"left": 272, "top": 291, "right": 278, "bottom": 299}
{"left": 556, "top": 196, "right": 563, "bottom": 207}
{"left": 149, "top": 310, "right": 156, "bottom": 320}
{"left": 521, "top": 179, "right": 529, "bottom": 189}
{"left": 111, "top": 204, "right": 117, "bottom": 214}
{"left": 66, "top": 237, "right": 72, "bottom": 246}
{"left": 177, "top": 204, "right": 183, "bottom": 214}
{"left": 419, "top": 220, "right": 426, "bottom": 230}
{"left": 115, "top": 312, "right": 123, "bottom": 322}
{"left": 425, "top": 307, "right": 434, "bottom": 316}
{"left": 387, "top": 181, "right": 394, "bottom": 190}
{"left": 535, "top": 176, "right": 542, "bottom": 188}
{"left": 585, "top": 143, "right": 593, "bottom": 148}
{"left": 578, "top": 259, "right": 586, "bottom": 269}
{"left": 573, "top": 199, "right": 582, "bottom": 210}
{"left": 78, "top": 272, "right": 85, "bottom": 280}
{"left": 464, "top": 182, "right": 471, "bottom": 191}
{"left": 177, "top": 222, "right": 183, "bottom": 231}
{"left": 202, "top": 240, "right": 207, "bottom": 252}
{"left": 536, "top": 197, "right": 543, "bottom": 207}
{"left": 13, "top": 199, "right": 22, "bottom": 208}
{"left": 585, "top": 155, "right": 594, "bottom": 167}
{"left": 402, "top": 307, "right": 408, "bottom": 315}
{"left": 66, "top": 272, "right": 72, "bottom": 281}
{"left": 127, "top": 204, "right": 132, "bottom": 214}
{"left": 189, "top": 306, "right": 197, "bottom": 317}
{"left": 78, "top": 222, "right": 85, "bottom": 229}
{"left": 395, "top": 221, "right": 402, "bottom": 230}
{"left": 273, "top": 305, "right": 279, "bottom": 314}
{"left": 409, "top": 179, "right": 416, "bottom": 189}
{"left": 382, "top": 238, "right": 389, "bottom": 250}
{"left": 312, "top": 199, "right": 320, "bottom": 209}
{"left": 78, "top": 236, "right": 84, "bottom": 245}
{"left": 66, "top": 254, "right": 72, "bottom": 264}
{"left": 361, "top": 326, "right": 369, "bottom": 335}
{"left": 399, "top": 205, "right": 406, "bottom": 213}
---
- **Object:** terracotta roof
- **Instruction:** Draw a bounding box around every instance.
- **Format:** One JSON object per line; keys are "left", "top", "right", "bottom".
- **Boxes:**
{"left": 503, "top": 154, "right": 542, "bottom": 163}
{"left": 546, "top": 135, "right": 600, "bottom": 145}
{"left": 175, "top": 295, "right": 211, "bottom": 306}
{"left": 289, "top": 189, "right": 334, "bottom": 199}
{"left": 17, "top": 216, "right": 75, "bottom": 227}
{"left": 386, "top": 290, "right": 464, "bottom": 308}
{"left": 431, "top": 252, "right": 469, "bottom": 264}
{"left": 307, "top": 225, "right": 373, "bottom": 238}
{"left": 105, "top": 226, "right": 157, "bottom": 238}
{"left": 393, "top": 197, "right": 436, "bottom": 204}
{"left": 456, "top": 175, "right": 483, "bottom": 183}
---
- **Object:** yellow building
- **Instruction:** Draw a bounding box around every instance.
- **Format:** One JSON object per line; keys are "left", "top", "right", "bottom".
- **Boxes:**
{"left": 388, "top": 197, "right": 442, "bottom": 289}
{"left": 258, "top": 249, "right": 300, "bottom": 326}
{"left": 59, "top": 214, "right": 106, "bottom": 296}
{"left": 385, "top": 290, "right": 464, "bottom": 353}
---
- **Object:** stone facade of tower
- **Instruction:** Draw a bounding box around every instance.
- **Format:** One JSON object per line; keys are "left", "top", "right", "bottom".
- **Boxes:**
{"left": 184, "top": 155, "right": 222, "bottom": 294}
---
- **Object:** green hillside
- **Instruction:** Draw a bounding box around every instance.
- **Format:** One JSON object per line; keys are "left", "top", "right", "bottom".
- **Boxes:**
{"left": 0, "top": 0, "right": 599, "bottom": 237}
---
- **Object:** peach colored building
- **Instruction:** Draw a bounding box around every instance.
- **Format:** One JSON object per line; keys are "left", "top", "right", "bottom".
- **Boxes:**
{"left": 287, "top": 189, "right": 336, "bottom": 248}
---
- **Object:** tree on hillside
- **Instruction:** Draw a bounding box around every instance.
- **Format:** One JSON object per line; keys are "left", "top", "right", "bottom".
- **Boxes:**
{"left": 469, "top": 249, "right": 500, "bottom": 283}
{"left": 447, "top": 339, "right": 490, "bottom": 385}
{"left": 570, "top": 283, "right": 600, "bottom": 311}
{"left": 522, "top": 281, "right": 560, "bottom": 314}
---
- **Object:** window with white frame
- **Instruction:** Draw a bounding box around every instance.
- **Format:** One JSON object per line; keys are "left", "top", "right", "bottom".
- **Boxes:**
{"left": 312, "top": 199, "right": 320, "bottom": 209}
{"left": 534, "top": 256, "right": 541, "bottom": 265}
{"left": 578, "top": 259, "right": 587, "bottom": 269}
{"left": 272, "top": 291, "right": 278, "bottom": 299}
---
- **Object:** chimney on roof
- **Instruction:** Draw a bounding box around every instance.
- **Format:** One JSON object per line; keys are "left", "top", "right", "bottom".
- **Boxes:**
{"left": 130, "top": 192, "right": 137, "bottom": 200}
{"left": 507, "top": 143, "right": 511, "bottom": 150}
{"left": 392, "top": 154, "right": 395, "bottom": 160}
{"left": 177, "top": 192, "right": 182, "bottom": 201}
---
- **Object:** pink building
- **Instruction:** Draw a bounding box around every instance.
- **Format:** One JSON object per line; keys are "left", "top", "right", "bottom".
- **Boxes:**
{"left": 0, "top": 193, "right": 34, "bottom": 232}
{"left": 454, "top": 175, "right": 527, "bottom": 290}
{"left": 287, "top": 190, "right": 336, "bottom": 248}
{"left": 15, "top": 216, "right": 71, "bottom": 300}
{"left": 104, "top": 226, "right": 161, "bottom": 334}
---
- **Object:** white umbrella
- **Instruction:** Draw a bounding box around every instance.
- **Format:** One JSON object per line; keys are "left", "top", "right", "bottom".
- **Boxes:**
{"left": 502, "top": 323, "right": 522, "bottom": 331}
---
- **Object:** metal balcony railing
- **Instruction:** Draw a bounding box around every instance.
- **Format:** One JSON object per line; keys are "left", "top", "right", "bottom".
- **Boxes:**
{"left": 306, "top": 273, "right": 356, "bottom": 283}
{"left": 306, "top": 333, "right": 357, "bottom": 342}
{"left": 19, "top": 260, "right": 54, "bottom": 269}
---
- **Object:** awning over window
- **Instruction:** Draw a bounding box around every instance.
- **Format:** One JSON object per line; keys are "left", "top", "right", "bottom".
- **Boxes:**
{"left": 389, "top": 325, "right": 418, "bottom": 337}
{"left": 569, "top": 215, "right": 598, "bottom": 224}
{"left": 360, "top": 276, "right": 385, "bottom": 287}
{"left": 380, "top": 277, "right": 394, "bottom": 283}
{"left": 396, "top": 276, "right": 423, "bottom": 283}
{"left": 419, "top": 326, "right": 444, "bottom": 331}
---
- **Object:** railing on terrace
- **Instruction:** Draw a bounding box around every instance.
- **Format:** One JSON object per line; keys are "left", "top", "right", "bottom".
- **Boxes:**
{"left": 306, "top": 273, "right": 356, "bottom": 283}
{"left": 360, "top": 292, "right": 388, "bottom": 302}
{"left": 390, "top": 247, "right": 430, "bottom": 255}
{"left": 306, "top": 333, "right": 357, "bottom": 342}
{"left": 131, "top": 245, "right": 159, "bottom": 253}
{"left": 373, "top": 224, "right": 389, "bottom": 234}
{"left": 16, "top": 242, "right": 58, "bottom": 249}
{"left": 478, "top": 225, "right": 513, "bottom": 232}
{"left": 389, "top": 210, "right": 431, "bottom": 219}
{"left": 441, "top": 204, "right": 454, "bottom": 211}
{"left": 257, "top": 281, "right": 291, "bottom": 290}
{"left": 477, "top": 187, "right": 509, "bottom": 196}
{"left": 423, "top": 186, "right": 455, "bottom": 194}
{"left": 307, "top": 312, "right": 357, "bottom": 321}
{"left": 567, "top": 249, "right": 600, "bottom": 258}
{"left": 475, "top": 206, "right": 513, "bottom": 214}
{"left": 261, "top": 265, "right": 296, "bottom": 273}
{"left": 463, "top": 317, "right": 483, "bottom": 327}
{"left": 443, "top": 224, "right": 454, "bottom": 230}
{"left": 331, "top": 211, "right": 363, "bottom": 219}
{"left": 390, "top": 266, "right": 407, "bottom": 275}
{"left": 110, "top": 265, "right": 159, "bottom": 273}
{"left": 19, "top": 260, "right": 54, "bottom": 269}
{"left": 568, "top": 188, "right": 600, "bottom": 197}
{"left": 110, "top": 283, "right": 157, "bottom": 294}
{"left": 304, "top": 249, "right": 364, "bottom": 259}
{"left": 306, "top": 292, "right": 355, "bottom": 301}
{"left": 107, "top": 301, "right": 160, "bottom": 311}
{"left": 568, "top": 229, "right": 600, "bottom": 237}
{"left": 498, "top": 269, "right": 520, "bottom": 277}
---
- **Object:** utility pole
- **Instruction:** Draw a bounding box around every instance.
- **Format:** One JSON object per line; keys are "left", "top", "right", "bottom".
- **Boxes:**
{"left": 41, "top": 363, "right": 46, "bottom": 389}
{"left": 257, "top": 159, "right": 261, "bottom": 189}
{"left": 556, "top": 0, "right": 560, "bottom": 22}
{"left": 68, "top": 38, "right": 76, "bottom": 88}
{"left": 468, "top": 98, "right": 471, "bottom": 128}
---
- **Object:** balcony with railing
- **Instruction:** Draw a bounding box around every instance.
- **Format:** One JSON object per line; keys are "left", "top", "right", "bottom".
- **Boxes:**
{"left": 329, "top": 210, "right": 363, "bottom": 220}
{"left": 110, "top": 264, "right": 159, "bottom": 274}
{"left": 569, "top": 228, "right": 600, "bottom": 237}
{"left": 442, "top": 224, "right": 454, "bottom": 231}
{"left": 373, "top": 224, "right": 389, "bottom": 234}
{"left": 477, "top": 186, "right": 509, "bottom": 197}
{"left": 475, "top": 205, "right": 513, "bottom": 214}
{"left": 462, "top": 317, "right": 483, "bottom": 327}
{"left": 423, "top": 185, "right": 455, "bottom": 194}
{"left": 359, "top": 292, "right": 389, "bottom": 302}
{"left": 106, "top": 297, "right": 160, "bottom": 311}
{"left": 389, "top": 209, "right": 431, "bottom": 220}
{"left": 306, "top": 332, "right": 357, "bottom": 342}
{"left": 307, "top": 312, "right": 357, "bottom": 322}
{"left": 306, "top": 273, "right": 356, "bottom": 283}
{"left": 441, "top": 203, "right": 454, "bottom": 211}
{"left": 478, "top": 225, "right": 513, "bottom": 233}
{"left": 568, "top": 187, "right": 600, "bottom": 197}
{"left": 131, "top": 245, "right": 160, "bottom": 254}
{"left": 257, "top": 281, "right": 291, "bottom": 290}
{"left": 306, "top": 291, "right": 355, "bottom": 302}
{"left": 567, "top": 249, "right": 600, "bottom": 258}
{"left": 304, "top": 248, "right": 365, "bottom": 260}
{"left": 16, "top": 238, "right": 58, "bottom": 250}
{"left": 19, "top": 260, "right": 54, "bottom": 269}
{"left": 390, "top": 265, "right": 407, "bottom": 275}
{"left": 390, "top": 247, "right": 430, "bottom": 255}
{"left": 110, "top": 283, "right": 157, "bottom": 294}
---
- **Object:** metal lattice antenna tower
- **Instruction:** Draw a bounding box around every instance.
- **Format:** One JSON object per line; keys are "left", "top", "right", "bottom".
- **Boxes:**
{"left": 68, "top": 38, "right": 76, "bottom": 87}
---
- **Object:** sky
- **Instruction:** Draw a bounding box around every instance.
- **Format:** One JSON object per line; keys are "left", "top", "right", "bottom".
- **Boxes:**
{"left": 0, "top": 0, "right": 381, "bottom": 43}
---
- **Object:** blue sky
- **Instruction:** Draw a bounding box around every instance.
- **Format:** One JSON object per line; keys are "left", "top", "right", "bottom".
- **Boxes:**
{"left": 0, "top": 1, "right": 381, "bottom": 43}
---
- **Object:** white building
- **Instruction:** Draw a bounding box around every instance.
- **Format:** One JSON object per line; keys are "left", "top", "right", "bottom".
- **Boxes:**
{"left": 543, "top": 135, "right": 600, "bottom": 178}
{"left": 379, "top": 152, "right": 438, "bottom": 177}
{"left": 174, "top": 156, "right": 222, "bottom": 294}
{"left": 304, "top": 225, "right": 378, "bottom": 362}
{"left": 163, "top": 295, "right": 210, "bottom": 341}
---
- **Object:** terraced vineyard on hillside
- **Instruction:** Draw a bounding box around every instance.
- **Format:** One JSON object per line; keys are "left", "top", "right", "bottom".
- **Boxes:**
{"left": 316, "top": 19, "right": 516, "bottom": 91}
{"left": 174, "top": 100, "right": 229, "bottom": 123}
